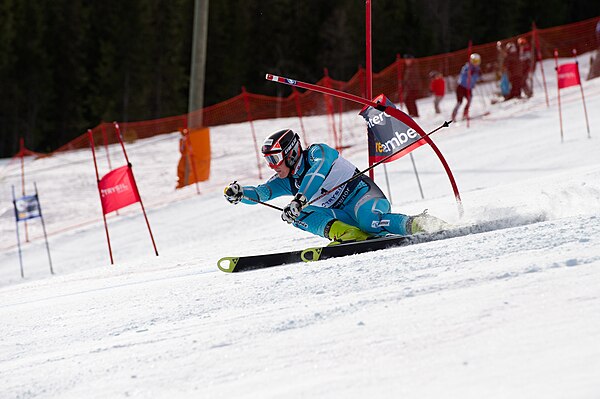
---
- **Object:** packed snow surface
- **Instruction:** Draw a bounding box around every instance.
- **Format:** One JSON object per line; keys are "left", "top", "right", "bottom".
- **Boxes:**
{"left": 1, "top": 57, "right": 600, "bottom": 398}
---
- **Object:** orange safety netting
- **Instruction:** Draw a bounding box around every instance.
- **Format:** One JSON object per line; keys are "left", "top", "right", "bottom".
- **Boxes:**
{"left": 25, "top": 15, "right": 600, "bottom": 157}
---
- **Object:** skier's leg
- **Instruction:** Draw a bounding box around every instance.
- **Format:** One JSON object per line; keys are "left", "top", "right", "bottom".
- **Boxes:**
{"left": 463, "top": 90, "right": 473, "bottom": 118}
{"left": 344, "top": 180, "right": 450, "bottom": 235}
{"left": 341, "top": 179, "right": 411, "bottom": 235}
{"left": 292, "top": 205, "right": 335, "bottom": 238}
{"left": 293, "top": 206, "right": 370, "bottom": 242}
{"left": 452, "top": 87, "right": 464, "bottom": 120}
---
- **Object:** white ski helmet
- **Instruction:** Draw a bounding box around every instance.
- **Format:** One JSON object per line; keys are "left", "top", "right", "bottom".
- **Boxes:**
{"left": 470, "top": 53, "right": 481, "bottom": 66}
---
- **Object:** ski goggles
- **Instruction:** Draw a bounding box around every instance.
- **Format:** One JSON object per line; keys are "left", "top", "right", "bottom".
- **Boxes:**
{"left": 263, "top": 151, "right": 284, "bottom": 168}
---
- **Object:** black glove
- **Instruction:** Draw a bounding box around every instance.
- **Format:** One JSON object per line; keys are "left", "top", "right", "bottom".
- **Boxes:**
{"left": 224, "top": 181, "right": 243, "bottom": 204}
{"left": 282, "top": 194, "right": 307, "bottom": 223}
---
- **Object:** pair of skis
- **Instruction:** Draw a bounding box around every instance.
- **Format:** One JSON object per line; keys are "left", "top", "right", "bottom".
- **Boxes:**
{"left": 217, "top": 215, "right": 545, "bottom": 273}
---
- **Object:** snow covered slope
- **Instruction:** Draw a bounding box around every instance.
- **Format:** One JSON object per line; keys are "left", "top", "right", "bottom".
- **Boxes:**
{"left": 1, "top": 57, "right": 599, "bottom": 398}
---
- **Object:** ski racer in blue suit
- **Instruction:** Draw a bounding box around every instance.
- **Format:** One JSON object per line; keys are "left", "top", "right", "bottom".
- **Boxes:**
{"left": 451, "top": 53, "right": 483, "bottom": 121}
{"left": 224, "top": 129, "right": 448, "bottom": 243}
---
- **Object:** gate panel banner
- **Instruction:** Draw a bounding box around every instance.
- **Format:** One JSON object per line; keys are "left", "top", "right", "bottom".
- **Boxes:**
{"left": 98, "top": 165, "right": 140, "bottom": 214}
{"left": 359, "top": 94, "right": 426, "bottom": 164}
{"left": 14, "top": 195, "right": 41, "bottom": 221}
{"left": 557, "top": 63, "right": 580, "bottom": 89}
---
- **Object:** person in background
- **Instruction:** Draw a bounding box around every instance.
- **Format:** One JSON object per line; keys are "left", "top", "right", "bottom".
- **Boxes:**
{"left": 224, "top": 129, "right": 449, "bottom": 244}
{"left": 504, "top": 42, "right": 523, "bottom": 100}
{"left": 429, "top": 71, "right": 445, "bottom": 114}
{"left": 495, "top": 41, "right": 507, "bottom": 81}
{"left": 451, "top": 53, "right": 482, "bottom": 121}
{"left": 518, "top": 37, "right": 534, "bottom": 97}
{"left": 176, "top": 129, "right": 189, "bottom": 188}
{"left": 402, "top": 54, "right": 421, "bottom": 118}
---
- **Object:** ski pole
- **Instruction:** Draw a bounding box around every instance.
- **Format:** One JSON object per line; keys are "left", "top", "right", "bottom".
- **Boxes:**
{"left": 305, "top": 120, "right": 451, "bottom": 208}
{"left": 242, "top": 195, "right": 283, "bottom": 211}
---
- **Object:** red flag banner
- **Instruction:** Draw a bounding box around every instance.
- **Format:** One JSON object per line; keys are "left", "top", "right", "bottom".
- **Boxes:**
{"left": 557, "top": 63, "right": 580, "bottom": 89}
{"left": 98, "top": 165, "right": 140, "bottom": 214}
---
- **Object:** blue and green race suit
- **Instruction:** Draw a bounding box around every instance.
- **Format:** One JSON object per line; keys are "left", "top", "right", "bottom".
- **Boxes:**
{"left": 242, "top": 143, "right": 412, "bottom": 238}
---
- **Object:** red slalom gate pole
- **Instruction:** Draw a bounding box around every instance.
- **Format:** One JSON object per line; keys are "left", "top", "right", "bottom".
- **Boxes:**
{"left": 113, "top": 122, "right": 159, "bottom": 257}
{"left": 365, "top": 0, "right": 374, "bottom": 179}
{"left": 88, "top": 129, "right": 114, "bottom": 265}
{"left": 322, "top": 69, "right": 340, "bottom": 151}
{"left": 266, "top": 73, "right": 464, "bottom": 218}
{"left": 101, "top": 123, "right": 120, "bottom": 216}
{"left": 553, "top": 49, "right": 564, "bottom": 142}
{"left": 293, "top": 88, "right": 309, "bottom": 147}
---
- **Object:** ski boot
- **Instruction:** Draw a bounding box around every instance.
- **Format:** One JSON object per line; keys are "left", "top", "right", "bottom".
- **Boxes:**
{"left": 406, "top": 210, "right": 451, "bottom": 234}
{"left": 325, "top": 220, "right": 371, "bottom": 246}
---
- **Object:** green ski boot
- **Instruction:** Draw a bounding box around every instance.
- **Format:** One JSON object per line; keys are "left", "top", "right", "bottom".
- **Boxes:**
{"left": 325, "top": 220, "right": 371, "bottom": 245}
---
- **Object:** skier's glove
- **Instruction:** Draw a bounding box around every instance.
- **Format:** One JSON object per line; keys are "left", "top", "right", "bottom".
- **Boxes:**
{"left": 282, "top": 194, "right": 307, "bottom": 223}
{"left": 224, "top": 181, "right": 243, "bottom": 204}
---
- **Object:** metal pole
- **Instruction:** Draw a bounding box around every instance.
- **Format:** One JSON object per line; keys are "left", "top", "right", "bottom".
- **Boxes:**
{"left": 409, "top": 153, "right": 425, "bottom": 199}
{"left": 188, "top": 0, "right": 209, "bottom": 129}
{"left": 12, "top": 185, "right": 25, "bottom": 278}
{"left": 20, "top": 138, "right": 29, "bottom": 242}
{"left": 572, "top": 49, "right": 591, "bottom": 138}
{"left": 382, "top": 164, "right": 393, "bottom": 204}
{"left": 34, "top": 182, "right": 54, "bottom": 275}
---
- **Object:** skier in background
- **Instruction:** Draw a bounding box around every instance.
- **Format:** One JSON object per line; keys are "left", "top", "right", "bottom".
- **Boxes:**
{"left": 223, "top": 129, "right": 448, "bottom": 243}
{"left": 518, "top": 37, "right": 534, "bottom": 97}
{"left": 451, "top": 53, "right": 482, "bottom": 121}
{"left": 504, "top": 42, "right": 523, "bottom": 100}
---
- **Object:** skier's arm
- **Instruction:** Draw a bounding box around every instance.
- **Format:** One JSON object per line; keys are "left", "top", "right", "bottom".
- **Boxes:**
{"left": 239, "top": 176, "right": 291, "bottom": 205}
{"left": 297, "top": 144, "right": 338, "bottom": 200}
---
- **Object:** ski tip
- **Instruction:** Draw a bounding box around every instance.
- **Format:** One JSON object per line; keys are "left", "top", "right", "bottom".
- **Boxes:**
{"left": 300, "top": 247, "right": 323, "bottom": 262}
{"left": 217, "top": 257, "right": 239, "bottom": 273}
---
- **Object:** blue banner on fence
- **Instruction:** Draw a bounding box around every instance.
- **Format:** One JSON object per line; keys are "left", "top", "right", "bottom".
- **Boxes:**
{"left": 14, "top": 195, "right": 41, "bottom": 221}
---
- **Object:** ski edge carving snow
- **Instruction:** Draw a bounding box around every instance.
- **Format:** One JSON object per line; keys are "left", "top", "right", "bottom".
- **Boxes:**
{"left": 217, "top": 214, "right": 546, "bottom": 273}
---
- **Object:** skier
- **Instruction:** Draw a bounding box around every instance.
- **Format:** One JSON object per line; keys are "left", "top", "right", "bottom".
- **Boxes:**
{"left": 223, "top": 129, "right": 448, "bottom": 244}
{"left": 451, "top": 53, "right": 482, "bottom": 121}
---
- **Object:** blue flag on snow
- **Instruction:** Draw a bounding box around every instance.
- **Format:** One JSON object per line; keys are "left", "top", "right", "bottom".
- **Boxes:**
{"left": 359, "top": 94, "right": 426, "bottom": 164}
{"left": 13, "top": 194, "right": 41, "bottom": 221}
